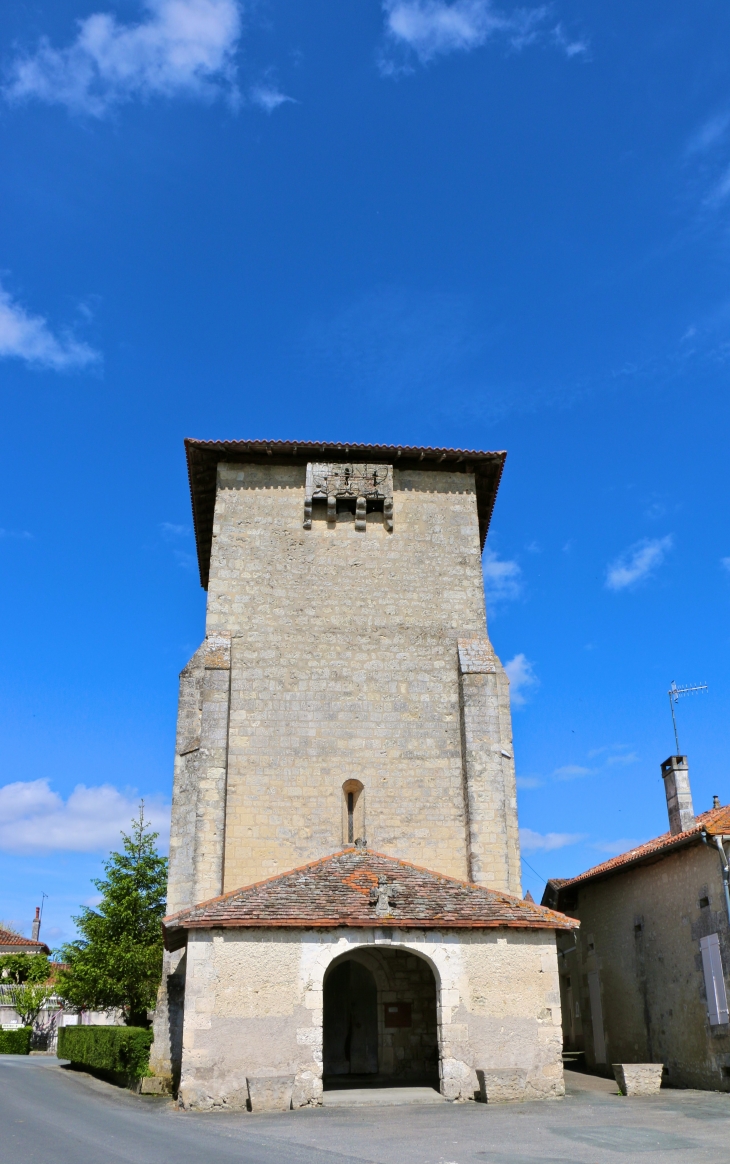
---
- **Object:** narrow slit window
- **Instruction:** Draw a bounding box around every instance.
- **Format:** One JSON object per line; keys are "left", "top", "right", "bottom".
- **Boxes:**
{"left": 347, "top": 793, "right": 354, "bottom": 843}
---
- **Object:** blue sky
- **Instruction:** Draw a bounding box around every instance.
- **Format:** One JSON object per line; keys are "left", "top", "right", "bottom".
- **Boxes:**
{"left": 1, "top": 0, "right": 729, "bottom": 942}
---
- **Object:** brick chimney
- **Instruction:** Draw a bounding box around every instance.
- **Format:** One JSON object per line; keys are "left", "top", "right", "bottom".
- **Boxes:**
{"left": 661, "top": 755, "right": 695, "bottom": 835}
{"left": 31, "top": 906, "right": 41, "bottom": 942}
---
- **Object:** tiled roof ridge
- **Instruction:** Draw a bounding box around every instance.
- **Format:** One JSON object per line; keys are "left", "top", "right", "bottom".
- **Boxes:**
{"left": 162, "top": 849, "right": 578, "bottom": 941}
{"left": 163, "top": 847, "right": 529, "bottom": 926}
{"left": 557, "top": 804, "right": 730, "bottom": 888}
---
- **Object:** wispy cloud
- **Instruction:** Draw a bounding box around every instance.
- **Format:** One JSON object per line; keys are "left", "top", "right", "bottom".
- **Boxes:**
{"left": 4, "top": 0, "right": 243, "bottom": 117}
{"left": 721, "top": 557, "right": 730, "bottom": 575}
{"left": 552, "top": 763, "right": 593, "bottom": 781}
{"left": 160, "top": 521, "right": 190, "bottom": 540}
{"left": 0, "top": 529, "right": 33, "bottom": 540}
{"left": 504, "top": 652, "right": 538, "bottom": 706}
{"left": 0, "top": 280, "right": 99, "bottom": 371}
{"left": 483, "top": 547, "right": 522, "bottom": 605}
{"left": 520, "top": 827, "right": 586, "bottom": 853}
{"left": 686, "top": 111, "right": 730, "bottom": 157}
{"left": 605, "top": 535, "right": 673, "bottom": 591}
{"left": 249, "top": 81, "right": 295, "bottom": 113}
{"left": 379, "top": 0, "right": 588, "bottom": 72}
{"left": 0, "top": 779, "right": 170, "bottom": 855}
{"left": 160, "top": 520, "right": 195, "bottom": 569}
{"left": 516, "top": 775, "right": 543, "bottom": 789}
{"left": 591, "top": 838, "right": 642, "bottom": 856}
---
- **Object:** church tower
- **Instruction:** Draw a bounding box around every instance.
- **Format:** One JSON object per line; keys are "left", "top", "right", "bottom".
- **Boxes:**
{"left": 150, "top": 440, "right": 573, "bottom": 1110}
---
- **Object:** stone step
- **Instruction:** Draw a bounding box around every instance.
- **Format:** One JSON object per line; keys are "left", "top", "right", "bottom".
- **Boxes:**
{"left": 323, "top": 1086, "right": 447, "bottom": 1107}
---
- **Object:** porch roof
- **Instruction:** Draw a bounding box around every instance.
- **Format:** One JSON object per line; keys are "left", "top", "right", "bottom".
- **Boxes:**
{"left": 162, "top": 849, "right": 578, "bottom": 950}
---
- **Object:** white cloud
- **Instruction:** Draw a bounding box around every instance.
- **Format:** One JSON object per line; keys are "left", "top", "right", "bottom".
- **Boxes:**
{"left": 0, "top": 529, "right": 33, "bottom": 540}
{"left": 504, "top": 652, "right": 538, "bottom": 707}
{"left": 520, "top": 827, "right": 585, "bottom": 853}
{"left": 249, "top": 83, "right": 295, "bottom": 113}
{"left": 686, "top": 111, "right": 730, "bottom": 156}
{"left": 722, "top": 557, "right": 730, "bottom": 574}
{"left": 592, "top": 838, "right": 641, "bottom": 856}
{"left": 160, "top": 521, "right": 189, "bottom": 539}
{"left": 605, "top": 535, "right": 673, "bottom": 591}
{"left": 379, "top": 0, "right": 586, "bottom": 70}
{"left": 483, "top": 547, "right": 522, "bottom": 605}
{"left": 0, "top": 281, "right": 99, "bottom": 370}
{"left": 0, "top": 779, "right": 170, "bottom": 855}
{"left": 516, "top": 775, "right": 543, "bottom": 789}
{"left": 4, "top": 0, "right": 243, "bottom": 117}
{"left": 605, "top": 750, "right": 639, "bottom": 767}
{"left": 552, "top": 764, "right": 593, "bottom": 781}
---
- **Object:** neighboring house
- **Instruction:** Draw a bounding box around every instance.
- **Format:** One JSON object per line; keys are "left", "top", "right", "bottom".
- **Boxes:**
{"left": 542, "top": 755, "right": 730, "bottom": 1091}
{"left": 149, "top": 439, "right": 576, "bottom": 1108}
{"left": 0, "top": 911, "right": 122, "bottom": 1047}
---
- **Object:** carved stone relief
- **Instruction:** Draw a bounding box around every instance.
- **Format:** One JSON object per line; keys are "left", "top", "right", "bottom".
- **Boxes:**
{"left": 303, "top": 462, "right": 393, "bottom": 532}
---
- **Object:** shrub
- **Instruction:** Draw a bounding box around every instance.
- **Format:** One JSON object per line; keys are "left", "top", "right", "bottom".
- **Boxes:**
{"left": 0, "top": 1027, "right": 32, "bottom": 1054}
{"left": 57, "top": 1026, "right": 153, "bottom": 1084}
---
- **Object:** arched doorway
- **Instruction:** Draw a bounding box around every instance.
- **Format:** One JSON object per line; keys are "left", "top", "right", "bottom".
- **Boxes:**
{"left": 323, "top": 949, "right": 439, "bottom": 1090}
{"left": 323, "top": 960, "right": 379, "bottom": 1078}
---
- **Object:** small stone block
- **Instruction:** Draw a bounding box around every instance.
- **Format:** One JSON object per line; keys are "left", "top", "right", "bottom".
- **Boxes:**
{"left": 476, "top": 1068, "right": 527, "bottom": 1103}
{"left": 612, "top": 1063, "right": 664, "bottom": 1096}
{"left": 246, "top": 1075, "right": 295, "bottom": 1112}
{"left": 140, "top": 1076, "right": 172, "bottom": 1095}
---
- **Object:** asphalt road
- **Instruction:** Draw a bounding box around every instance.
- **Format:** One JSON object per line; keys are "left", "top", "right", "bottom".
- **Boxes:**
{"left": 2, "top": 1056, "right": 730, "bottom": 1164}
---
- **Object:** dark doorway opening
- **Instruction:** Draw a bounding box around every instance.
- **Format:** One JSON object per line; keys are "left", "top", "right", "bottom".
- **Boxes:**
{"left": 322, "top": 951, "right": 440, "bottom": 1092}
{"left": 323, "top": 960, "right": 378, "bottom": 1082}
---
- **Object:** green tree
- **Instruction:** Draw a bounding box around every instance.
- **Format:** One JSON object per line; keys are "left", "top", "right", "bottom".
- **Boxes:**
{"left": 57, "top": 805, "right": 168, "bottom": 1027}
{"left": 0, "top": 953, "right": 51, "bottom": 984}
{"left": 4, "top": 982, "right": 55, "bottom": 1027}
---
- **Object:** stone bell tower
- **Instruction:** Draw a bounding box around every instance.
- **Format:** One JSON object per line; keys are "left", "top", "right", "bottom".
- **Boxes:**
{"left": 164, "top": 438, "right": 521, "bottom": 916}
{"left": 150, "top": 439, "right": 532, "bottom": 1096}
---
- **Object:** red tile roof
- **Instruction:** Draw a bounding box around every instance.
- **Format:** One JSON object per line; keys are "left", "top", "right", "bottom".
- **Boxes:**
{"left": 555, "top": 805, "right": 730, "bottom": 890}
{"left": 0, "top": 928, "right": 50, "bottom": 955}
{"left": 162, "top": 849, "right": 577, "bottom": 949}
{"left": 184, "top": 439, "right": 506, "bottom": 589}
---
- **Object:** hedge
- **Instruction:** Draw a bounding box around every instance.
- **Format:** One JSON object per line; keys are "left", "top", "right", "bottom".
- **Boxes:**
{"left": 57, "top": 1026, "right": 153, "bottom": 1085}
{"left": 0, "top": 1027, "right": 32, "bottom": 1054}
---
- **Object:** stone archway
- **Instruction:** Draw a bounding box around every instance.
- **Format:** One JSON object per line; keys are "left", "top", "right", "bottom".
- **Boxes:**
{"left": 322, "top": 947, "right": 440, "bottom": 1090}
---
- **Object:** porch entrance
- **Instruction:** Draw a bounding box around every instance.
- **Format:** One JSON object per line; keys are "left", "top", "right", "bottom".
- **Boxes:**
{"left": 322, "top": 949, "right": 439, "bottom": 1091}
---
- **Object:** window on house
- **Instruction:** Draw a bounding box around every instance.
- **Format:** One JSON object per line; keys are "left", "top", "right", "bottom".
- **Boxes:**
{"left": 700, "top": 933, "right": 730, "bottom": 1026}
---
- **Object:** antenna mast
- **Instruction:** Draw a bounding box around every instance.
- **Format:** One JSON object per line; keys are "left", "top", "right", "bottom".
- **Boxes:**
{"left": 668, "top": 681, "right": 707, "bottom": 754}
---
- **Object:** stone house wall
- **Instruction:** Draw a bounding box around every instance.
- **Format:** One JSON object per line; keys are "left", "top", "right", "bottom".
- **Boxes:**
{"left": 177, "top": 926, "right": 564, "bottom": 1110}
{"left": 559, "top": 842, "right": 730, "bottom": 1089}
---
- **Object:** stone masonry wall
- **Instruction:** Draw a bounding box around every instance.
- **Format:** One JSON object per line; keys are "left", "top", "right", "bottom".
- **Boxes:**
{"left": 560, "top": 842, "right": 730, "bottom": 1090}
{"left": 203, "top": 461, "right": 520, "bottom": 891}
{"left": 177, "top": 926, "right": 563, "bottom": 1109}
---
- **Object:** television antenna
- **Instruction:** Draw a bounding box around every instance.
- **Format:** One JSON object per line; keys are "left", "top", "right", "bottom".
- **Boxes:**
{"left": 668, "top": 681, "right": 707, "bottom": 755}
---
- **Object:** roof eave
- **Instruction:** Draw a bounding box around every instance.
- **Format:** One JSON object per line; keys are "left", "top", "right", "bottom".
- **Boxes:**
{"left": 184, "top": 439, "right": 507, "bottom": 590}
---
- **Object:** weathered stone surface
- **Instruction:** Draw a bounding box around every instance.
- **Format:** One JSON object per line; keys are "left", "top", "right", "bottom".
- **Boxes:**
{"left": 476, "top": 1067, "right": 527, "bottom": 1102}
{"left": 139, "top": 1076, "right": 172, "bottom": 1095}
{"left": 613, "top": 1063, "right": 664, "bottom": 1096}
{"left": 246, "top": 1075, "right": 295, "bottom": 1112}
{"left": 176, "top": 927, "right": 565, "bottom": 1109}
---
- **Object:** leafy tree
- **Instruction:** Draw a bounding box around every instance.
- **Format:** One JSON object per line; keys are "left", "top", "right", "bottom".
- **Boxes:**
{"left": 56, "top": 805, "right": 168, "bottom": 1027}
{"left": 0, "top": 953, "right": 51, "bottom": 984}
{"left": 4, "top": 982, "right": 55, "bottom": 1027}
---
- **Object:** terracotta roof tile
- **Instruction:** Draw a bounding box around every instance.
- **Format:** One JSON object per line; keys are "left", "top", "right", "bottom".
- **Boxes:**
{"left": 0, "top": 928, "right": 50, "bottom": 955}
{"left": 163, "top": 849, "right": 577, "bottom": 949}
{"left": 556, "top": 805, "right": 730, "bottom": 890}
